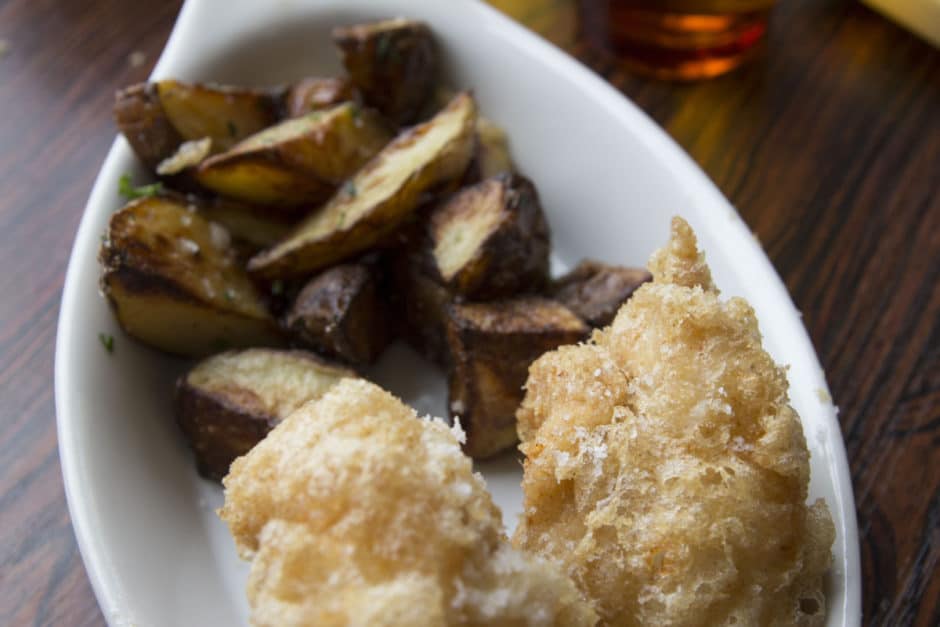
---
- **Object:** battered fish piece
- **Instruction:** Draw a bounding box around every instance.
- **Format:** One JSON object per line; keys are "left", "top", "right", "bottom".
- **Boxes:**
{"left": 514, "top": 218, "right": 834, "bottom": 626}
{"left": 220, "top": 378, "right": 597, "bottom": 627}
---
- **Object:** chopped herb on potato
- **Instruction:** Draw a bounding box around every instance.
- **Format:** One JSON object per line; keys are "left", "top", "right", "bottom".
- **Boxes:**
{"left": 98, "top": 333, "right": 114, "bottom": 354}
{"left": 333, "top": 19, "right": 438, "bottom": 125}
{"left": 118, "top": 174, "right": 164, "bottom": 200}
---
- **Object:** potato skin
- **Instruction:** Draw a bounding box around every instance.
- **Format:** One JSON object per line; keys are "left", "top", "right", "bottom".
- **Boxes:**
{"left": 114, "top": 83, "right": 184, "bottom": 170}
{"left": 176, "top": 378, "right": 273, "bottom": 481}
{"left": 283, "top": 77, "right": 357, "bottom": 117}
{"left": 248, "top": 92, "right": 477, "bottom": 279}
{"left": 430, "top": 173, "right": 549, "bottom": 300}
{"left": 175, "top": 349, "right": 354, "bottom": 480}
{"left": 550, "top": 260, "right": 652, "bottom": 327}
{"left": 445, "top": 297, "right": 589, "bottom": 458}
{"left": 283, "top": 263, "right": 391, "bottom": 365}
{"left": 393, "top": 245, "right": 455, "bottom": 367}
{"left": 99, "top": 196, "right": 283, "bottom": 357}
{"left": 333, "top": 19, "right": 437, "bottom": 125}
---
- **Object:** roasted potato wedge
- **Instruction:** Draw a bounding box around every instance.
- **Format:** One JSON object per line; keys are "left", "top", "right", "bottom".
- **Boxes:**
{"left": 430, "top": 173, "right": 549, "bottom": 299}
{"left": 463, "top": 117, "right": 514, "bottom": 183}
{"left": 445, "top": 297, "right": 589, "bottom": 458}
{"left": 284, "top": 77, "right": 357, "bottom": 117}
{"left": 99, "top": 196, "right": 283, "bottom": 357}
{"left": 113, "top": 83, "right": 185, "bottom": 170}
{"left": 155, "top": 79, "right": 282, "bottom": 152}
{"left": 176, "top": 348, "right": 355, "bottom": 480}
{"left": 283, "top": 263, "right": 391, "bottom": 365}
{"left": 333, "top": 19, "right": 438, "bottom": 125}
{"left": 393, "top": 247, "right": 455, "bottom": 366}
{"left": 416, "top": 88, "right": 513, "bottom": 179}
{"left": 196, "top": 103, "right": 392, "bottom": 211}
{"left": 550, "top": 260, "right": 652, "bottom": 327}
{"left": 248, "top": 92, "right": 477, "bottom": 279}
{"left": 114, "top": 80, "right": 281, "bottom": 169}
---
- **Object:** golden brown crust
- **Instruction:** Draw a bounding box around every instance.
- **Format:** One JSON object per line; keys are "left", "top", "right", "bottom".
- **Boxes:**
{"left": 647, "top": 216, "right": 715, "bottom": 291}
{"left": 513, "top": 217, "right": 835, "bottom": 626}
{"left": 247, "top": 92, "right": 477, "bottom": 279}
{"left": 446, "top": 297, "right": 588, "bottom": 458}
{"left": 333, "top": 19, "right": 438, "bottom": 125}
{"left": 220, "top": 378, "right": 597, "bottom": 626}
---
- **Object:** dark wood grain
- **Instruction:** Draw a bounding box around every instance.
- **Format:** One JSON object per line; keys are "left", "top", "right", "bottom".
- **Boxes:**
{"left": 0, "top": 2, "right": 184, "bottom": 625}
{"left": 0, "top": 0, "right": 935, "bottom": 625}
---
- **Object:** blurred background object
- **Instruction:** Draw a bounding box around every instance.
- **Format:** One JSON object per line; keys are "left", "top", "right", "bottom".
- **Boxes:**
{"left": 862, "top": 0, "right": 940, "bottom": 48}
{"left": 577, "top": 0, "right": 777, "bottom": 79}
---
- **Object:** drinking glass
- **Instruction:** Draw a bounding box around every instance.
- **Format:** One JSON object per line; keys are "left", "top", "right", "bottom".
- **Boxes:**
{"left": 578, "top": 0, "right": 778, "bottom": 80}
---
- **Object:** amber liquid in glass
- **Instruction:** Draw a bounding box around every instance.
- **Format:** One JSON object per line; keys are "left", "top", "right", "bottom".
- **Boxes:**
{"left": 579, "top": 0, "right": 776, "bottom": 80}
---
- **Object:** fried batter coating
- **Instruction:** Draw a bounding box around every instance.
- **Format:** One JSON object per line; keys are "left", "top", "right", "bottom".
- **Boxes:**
{"left": 220, "top": 378, "right": 597, "bottom": 627}
{"left": 514, "top": 217, "right": 834, "bottom": 626}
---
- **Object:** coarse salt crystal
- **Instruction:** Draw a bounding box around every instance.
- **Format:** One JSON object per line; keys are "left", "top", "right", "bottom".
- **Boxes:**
{"left": 201, "top": 276, "right": 215, "bottom": 298}
{"left": 209, "top": 222, "right": 231, "bottom": 250}
{"left": 178, "top": 237, "right": 200, "bottom": 255}
{"left": 450, "top": 417, "right": 467, "bottom": 444}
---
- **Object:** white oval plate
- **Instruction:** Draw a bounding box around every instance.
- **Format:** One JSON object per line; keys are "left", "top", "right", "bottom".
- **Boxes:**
{"left": 55, "top": 0, "right": 861, "bottom": 625}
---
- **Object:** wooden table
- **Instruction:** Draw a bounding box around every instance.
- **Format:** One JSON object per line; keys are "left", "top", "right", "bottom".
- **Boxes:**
{"left": 0, "top": 0, "right": 935, "bottom": 624}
